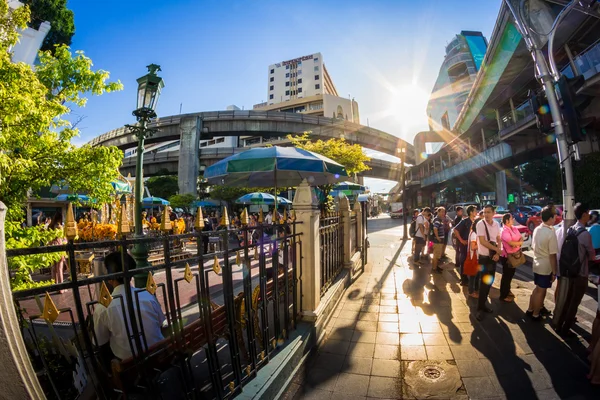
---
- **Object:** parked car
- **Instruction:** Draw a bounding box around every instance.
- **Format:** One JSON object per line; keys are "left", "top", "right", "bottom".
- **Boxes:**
{"left": 511, "top": 206, "right": 535, "bottom": 225}
{"left": 494, "top": 205, "right": 509, "bottom": 214}
{"left": 447, "top": 202, "right": 479, "bottom": 220}
{"left": 526, "top": 208, "right": 563, "bottom": 232}
{"left": 493, "top": 214, "right": 532, "bottom": 250}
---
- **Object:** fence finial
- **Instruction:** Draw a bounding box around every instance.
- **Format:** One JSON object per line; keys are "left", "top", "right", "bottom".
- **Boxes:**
{"left": 64, "top": 203, "right": 78, "bottom": 240}
{"left": 258, "top": 208, "right": 264, "bottom": 223}
{"left": 194, "top": 207, "right": 205, "bottom": 230}
{"left": 240, "top": 208, "right": 249, "bottom": 225}
{"left": 160, "top": 207, "right": 172, "bottom": 231}
{"left": 184, "top": 263, "right": 193, "bottom": 283}
{"left": 213, "top": 255, "right": 221, "bottom": 274}
{"left": 282, "top": 208, "right": 288, "bottom": 223}
{"left": 43, "top": 292, "right": 60, "bottom": 324}
{"left": 118, "top": 204, "right": 130, "bottom": 235}
{"left": 220, "top": 207, "right": 230, "bottom": 227}
{"left": 146, "top": 272, "right": 157, "bottom": 295}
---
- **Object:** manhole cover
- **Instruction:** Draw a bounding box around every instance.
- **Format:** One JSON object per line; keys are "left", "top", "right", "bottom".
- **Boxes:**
{"left": 420, "top": 365, "right": 444, "bottom": 381}
{"left": 405, "top": 361, "right": 461, "bottom": 398}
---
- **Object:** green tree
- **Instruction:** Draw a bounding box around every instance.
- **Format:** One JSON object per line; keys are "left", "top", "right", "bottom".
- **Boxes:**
{"left": 1, "top": 0, "right": 122, "bottom": 289}
{"left": 573, "top": 153, "right": 600, "bottom": 207}
{"left": 521, "top": 156, "right": 559, "bottom": 199}
{"left": 288, "top": 132, "right": 371, "bottom": 177}
{"left": 146, "top": 174, "right": 179, "bottom": 199}
{"left": 209, "top": 186, "right": 262, "bottom": 205}
{"left": 23, "top": 0, "right": 75, "bottom": 53}
{"left": 168, "top": 193, "right": 196, "bottom": 211}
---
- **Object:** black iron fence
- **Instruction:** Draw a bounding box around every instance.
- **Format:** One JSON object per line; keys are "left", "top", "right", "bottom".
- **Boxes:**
{"left": 8, "top": 221, "right": 301, "bottom": 399}
{"left": 319, "top": 212, "right": 343, "bottom": 296}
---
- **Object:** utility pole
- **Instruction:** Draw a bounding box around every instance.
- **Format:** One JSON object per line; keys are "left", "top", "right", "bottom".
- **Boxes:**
{"left": 504, "top": 0, "right": 576, "bottom": 227}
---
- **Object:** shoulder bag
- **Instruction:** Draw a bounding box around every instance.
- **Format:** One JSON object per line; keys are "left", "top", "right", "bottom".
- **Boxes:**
{"left": 506, "top": 226, "right": 525, "bottom": 268}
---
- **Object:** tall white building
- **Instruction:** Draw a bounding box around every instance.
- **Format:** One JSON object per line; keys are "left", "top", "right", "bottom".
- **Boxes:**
{"left": 7, "top": 0, "right": 51, "bottom": 66}
{"left": 265, "top": 52, "right": 338, "bottom": 104}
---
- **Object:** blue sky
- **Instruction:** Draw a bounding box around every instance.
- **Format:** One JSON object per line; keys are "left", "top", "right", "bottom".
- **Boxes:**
{"left": 67, "top": 0, "right": 500, "bottom": 193}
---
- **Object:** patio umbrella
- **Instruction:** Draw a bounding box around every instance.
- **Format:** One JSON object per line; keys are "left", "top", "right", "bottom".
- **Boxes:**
{"left": 204, "top": 146, "right": 348, "bottom": 211}
{"left": 192, "top": 200, "right": 224, "bottom": 208}
{"left": 235, "top": 192, "right": 293, "bottom": 206}
{"left": 55, "top": 194, "right": 93, "bottom": 202}
{"left": 333, "top": 181, "right": 365, "bottom": 192}
{"left": 142, "top": 197, "right": 170, "bottom": 206}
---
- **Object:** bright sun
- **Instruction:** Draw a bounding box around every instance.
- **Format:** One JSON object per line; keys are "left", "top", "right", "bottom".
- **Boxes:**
{"left": 388, "top": 84, "right": 429, "bottom": 129}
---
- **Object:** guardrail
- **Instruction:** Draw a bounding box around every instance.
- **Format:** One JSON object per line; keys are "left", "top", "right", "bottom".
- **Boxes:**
{"left": 319, "top": 211, "right": 343, "bottom": 296}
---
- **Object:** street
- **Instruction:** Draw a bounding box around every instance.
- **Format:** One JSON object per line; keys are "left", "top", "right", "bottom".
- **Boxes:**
{"left": 284, "top": 214, "right": 600, "bottom": 399}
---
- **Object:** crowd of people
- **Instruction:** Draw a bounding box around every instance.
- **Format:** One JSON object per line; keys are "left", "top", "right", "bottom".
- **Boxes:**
{"left": 409, "top": 203, "right": 600, "bottom": 384}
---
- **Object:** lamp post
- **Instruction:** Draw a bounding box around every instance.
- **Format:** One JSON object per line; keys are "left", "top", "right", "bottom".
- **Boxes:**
{"left": 126, "top": 64, "right": 165, "bottom": 287}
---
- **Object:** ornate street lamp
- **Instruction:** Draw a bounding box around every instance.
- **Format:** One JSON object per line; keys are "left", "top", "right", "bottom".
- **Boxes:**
{"left": 126, "top": 64, "right": 165, "bottom": 287}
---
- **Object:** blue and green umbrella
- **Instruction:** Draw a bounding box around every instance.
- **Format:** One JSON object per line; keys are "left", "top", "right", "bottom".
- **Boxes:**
{"left": 235, "top": 192, "right": 292, "bottom": 205}
{"left": 142, "top": 197, "right": 170, "bottom": 206}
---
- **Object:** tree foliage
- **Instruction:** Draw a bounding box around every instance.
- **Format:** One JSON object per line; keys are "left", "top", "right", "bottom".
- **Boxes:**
{"left": 521, "top": 156, "right": 560, "bottom": 199}
{"left": 287, "top": 132, "right": 371, "bottom": 177}
{"left": 1, "top": 0, "right": 122, "bottom": 289}
{"left": 23, "top": 0, "right": 75, "bottom": 53}
{"left": 146, "top": 174, "right": 179, "bottom": 199}
{"left": 209, "top": 186, "right": 266, "bottom": 205}
{"left": 168, "top": 193, "right": 196, "bottom": 211}
{"left": 573, "top": 153, "right": 600, "bottom": 207}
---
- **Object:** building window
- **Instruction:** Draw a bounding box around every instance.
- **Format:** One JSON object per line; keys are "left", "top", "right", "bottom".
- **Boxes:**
{"left": 314, "top": 75, "right": 319, "bottom": 80}
{"left": 285, "top": 90, "right": 290, "bottom": 95}
{"left": 298, "top": 78, "right": 302, "bottom": 84}
{"left": 285, "top": 81, "right": 290, "bottom": 86}
{"left": 216, "top": 138, "right": 225, "bottom": 143}
{"left": 285, "top": 73, "right": 289, "bottom": 78}
{"left": 269, "top": 85, "right": 274, "bottom": 90}
{"left": 315, "top": 84, "right": 320, "bottom": 89}
{"left": 270, "top": 69, "right": 274, "bottom": 74}
{"left": 314, "top": 57, "right": 319, "bottom": 62}
{"left": 298, "top": 70, "right": 302, "bottom": 75}
{"left": 298, "top": 61, "right": 302, "bottom": 66}
{"left": 269, "top": 94, "right": 274, "bottom": 99}
{"left": 286, "top": 65, "right": 289, "bottom": 69}
{"left": 314, "top": 66, "right": 319, "bottom": 71}
{"left": 298, "top": 87, "right": 303, "bottom": 93}
{"left": 270, "top": 77, "right": 274, "bottom": 82}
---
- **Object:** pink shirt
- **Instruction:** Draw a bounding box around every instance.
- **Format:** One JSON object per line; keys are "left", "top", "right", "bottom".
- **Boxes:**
{"left": 501, "top": 225, "right": 521, "bottom": 257}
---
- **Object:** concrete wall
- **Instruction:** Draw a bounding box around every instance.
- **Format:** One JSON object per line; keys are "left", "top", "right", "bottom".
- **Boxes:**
{"left": 323, "top": 94, "right": 360, "bottom": 124}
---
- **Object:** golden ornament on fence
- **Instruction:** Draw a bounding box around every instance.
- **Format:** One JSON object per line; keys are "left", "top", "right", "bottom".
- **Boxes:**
{"left": 220, "top": 207, "right": 230, "bottom": 227}
{"left": 146, "top": 272, "right": 157, "bottom": 295}
{"left": 258, "top": 208, "right": 264, "bottom": 223}
{"left": 213, "top": 255, "right": 221, "bottom": 274}
{"left": 194, "top": 207, "right": 205, "bottom": 230}
{"left": 64, "top": 203, "right": 78, "bottom": 240}
{"left": 236, "top": 251, "right": 241, "bottom": 265}
{"left": 160, "top": 207, "right": 172, "bottom": 231}
{"left": 99, "top": 281, "right": 113, "bottom": 308}
{"left": 246, "top": 365, "right": 251, "bottom": 376}
{"left": 240, "top": 208, "right": 249, "bottom": 226}
{"left": 229, "top": 381, "right": 235, "bottom": 392}
{"left": 43, "top": 292, "right": 60, "bottom": 324}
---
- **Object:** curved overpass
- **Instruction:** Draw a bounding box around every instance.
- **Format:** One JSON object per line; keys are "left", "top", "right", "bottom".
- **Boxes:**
{"left": 88, "top": 110, "right": 414, "bottom": 163}
{"left": 120, "top": 147, "right": 402, "bottom": 182}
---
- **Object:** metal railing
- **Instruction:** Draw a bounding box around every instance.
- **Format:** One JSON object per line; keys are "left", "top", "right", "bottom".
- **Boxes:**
{"left": 8, "top": 222, "right": 302, "bottom": 399}
{"left": 562, "top": 37, "right": 600, "bottom": 80}
{"left": 319, "top": 212, "right": 343, "bottom": 296}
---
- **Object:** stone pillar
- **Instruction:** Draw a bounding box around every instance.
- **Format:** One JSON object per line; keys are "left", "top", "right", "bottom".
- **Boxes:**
{"left": 354, "top": 200, "right": 363, "bottom": 251}
{"left": 292, "top": 180, "right": 321, "bottom": 319}
{"left": 495, "top": 170, "right": 508, "bottom": 208}
{"left": 339, "top": 195, "right": 352, "bottom": 268}
{"left": 178, "top": 116, "right": 201, "bottom": 195}
{"left": 0, "top": 202, "right": 45, "bottom": 399}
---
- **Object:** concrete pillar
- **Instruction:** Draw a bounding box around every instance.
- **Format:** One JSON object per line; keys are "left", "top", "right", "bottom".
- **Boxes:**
{"left": 509, "top": 98, "right": 517, "bottom": 122}
{"left": 564, "top": 44, "right": 581, "bottom": 76}
{"left": 353, "top": 200, "right": 363, "bottom": 251}
{"left": 495, "top": 170, "right": 508, "bottom": 208}
{"left": 292, "top": 180, "right": 321, "bottom": 319}
{"left": 481, "top": 128, "right": 487, "bottom": 150}
{"left": 0, "top": 202, "right": 46, "bottom": 399}
{"left": 339, "top": 195, "right": 352, "bottom": 269}
{"left": 178, "top": 116, "right": 201, "bottom": 195}
{"left": 495, "top": 109, "right": 502, "bottom": 131}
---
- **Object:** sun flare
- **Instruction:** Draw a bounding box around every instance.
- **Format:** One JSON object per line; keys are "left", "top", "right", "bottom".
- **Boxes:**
{"left": 388, "top": 84, "right": 430, "bottom": 128}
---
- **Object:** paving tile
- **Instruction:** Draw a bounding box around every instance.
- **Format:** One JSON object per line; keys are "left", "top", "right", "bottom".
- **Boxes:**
{"left": 375, "top": 332, "right": 400, "bottom": 345}
{"left": 328, "top": 328, "right": 355, "bottom": 342}
{"left": 425, "top": 345, "right": 453, "bottom": 360}
{"left": 399, "top": 320, "right": 421, "bottom": 333}
{"left": 357, "top": 312, "right": 379, "bottom": 322}
{"left": 333, "top": 373, "right": 370, "bottom": 397}
{"left": 356, "top": 321, "right": 378, "bottom": 332}
{"left": 400, "top": 333, "right": 424, "bottom": 346}
{"left": 361, "top": 305, "right": 380, "bottom": 313}
{"left": 457, "top": 322, "right": 475, "bottom": 333}
{"left": 420, "top": 321, "right": 442, "bottom": 333}
{"left": 380, "top": 293, "right": 397, "bottom": 300}
{"left": 374, "top": 344, "right": 400, "bottom": 360}
{"left": 342, "top": 303, "right": 363, "bottom": 312}
{"left": 367, "top": 376, "right": 402, "bottom": 398}
{"left": 347, "top": 342, "right": 376, "bottom": 358}
{"left": 338, "top": 310, "right": 361, "bottom": 320}
{"left": 312, "top": 353, "right": 346, "bottom": 372}
{"left": 321, "top": 339, "right": 351, "bottom": 356}
{"left": 421, "top": 333, "right": 448, "bottom": 346}
{"left": 378, "top": 313, "right": 399, "bottom": 322}
{"left": 351, "top": 330, "right": 377, "bottom": 343}
{"left": 377, "top": 322, "right": 400, "bottom": 333}
{"left": 379, "top": 305, "right": 398, "bottom": 314}
{"left": 330, "top": 392, "right": 366, "bottom": 400}
{"left": 370, "top": 359, "right": 402, "bottom": 378}
{"left": 455, "top": 359, "right": 488, "bottom": 377}
{"left": 295, "top": 387, "right": 333, "bottom": 400}
{"left": 379, "top": 299, "right": 397, "bottom": 306}
{"left": 306, "top": 367, "right": 339, "bottom": 391}
{"left": 449, "top": 345, "right": 478, "bottom": 360}
{"left": 462, "top": 376, "right": 501, "bottom": 398}
{"left": 342, "top": 356, "right": 373, "bottom": 376}
{"left": 333, "top": 318, "right": 358, "bottom": 330}
{"left": 400, "top": 345, "right": 427, "bottom": 360}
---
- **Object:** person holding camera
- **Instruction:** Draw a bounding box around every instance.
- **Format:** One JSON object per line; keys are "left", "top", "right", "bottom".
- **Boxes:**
{"left": 475, "top": 204, "right": 502, "bottom": 321}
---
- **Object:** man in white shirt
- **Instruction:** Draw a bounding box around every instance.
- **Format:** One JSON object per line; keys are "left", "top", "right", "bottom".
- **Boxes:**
{"left": 265, "top": 211, "right": 273, "bottom": 224}
{"left": 475, "top": 204, "right": 501, "bottom": 320}
{"left": 94, "top": 252, "right": 166, "bottom": 360}
{"left": 527, "top": 207, "right": 557, "bottom": 320}
{"left": 413, "top": 207, "right": 431, "bottom": 264}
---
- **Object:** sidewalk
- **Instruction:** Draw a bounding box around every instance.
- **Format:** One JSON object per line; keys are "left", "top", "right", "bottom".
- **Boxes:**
{"left": 283, "top": 220, "right": 600, "bottom": 400}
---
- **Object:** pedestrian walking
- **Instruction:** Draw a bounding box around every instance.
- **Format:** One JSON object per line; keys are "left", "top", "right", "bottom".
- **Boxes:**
{"left": 441, "top": 209, "right": 453, "bottom": 260}
{"left": 475, "top": 204, "right": 501, "bottom": 320}
{"left": 554, "top": 203, "right": 596, "bottom": 336}
{"left": 432, "top": 207, "right": 448, "bottom": 274}
{"left": 499, "top": 213, "right": 525, "bottom": 303}
{"left": 453, "top": 205, "right": 477, "bottom": 285}
{"left": 410, "top": 209, "right": 420, "bottom": 254}
{"left": 588, "top": 275, "right": 600, "bottom": 384}
{"left": 48, "top": 213, "right": 67, "bottom": 294}
{"left": 465, "top": 218, "right": 482, "bottom": 298}
{"left": 526, "top": 207, "right": 557, "bottom": 320}
{"left": 413, "top": 207, "right": 431, "bottom": 264}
